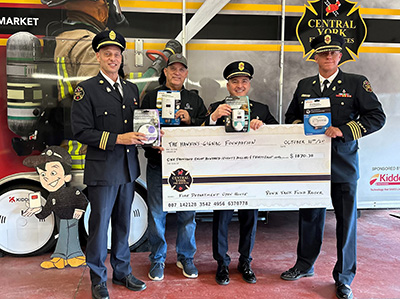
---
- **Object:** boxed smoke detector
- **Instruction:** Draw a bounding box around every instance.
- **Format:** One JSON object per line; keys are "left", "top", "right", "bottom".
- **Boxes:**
{"left": 303, "top": 97, "right": 331, "bottom": 135}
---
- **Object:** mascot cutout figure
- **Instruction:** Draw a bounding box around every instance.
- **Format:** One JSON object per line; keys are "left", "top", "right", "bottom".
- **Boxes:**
{"left": 23, "top": 146, "right": 88, "bottom": 269}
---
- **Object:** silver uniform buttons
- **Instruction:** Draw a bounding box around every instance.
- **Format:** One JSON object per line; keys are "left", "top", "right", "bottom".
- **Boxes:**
{"left": 104, "top": 111, "right": 108, "bottom": 115}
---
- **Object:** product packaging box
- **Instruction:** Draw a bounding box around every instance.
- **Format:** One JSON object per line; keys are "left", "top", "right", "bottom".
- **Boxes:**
{"left": 303, "top": 97, "right": 331, "bottom": 135}
{"left": 156, "top": 90, "right": 181, "bottom": 125}
{"left": 224, "top": 95, "right": 250, "bottom": 133}
{"left": 134, "top": 109, "right": 161, "bottom": 146}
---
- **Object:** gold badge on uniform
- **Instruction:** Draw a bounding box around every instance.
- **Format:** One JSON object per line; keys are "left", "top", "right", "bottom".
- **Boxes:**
{"left": 109, "top": 30, "right": 116, "bottom": 40}
{"left": 363, "top": 80, "right": 373, "bottom": 92}
{"left": 238, "top": 62, "right": 244, "bottom": 71}
{"left": 324, "top": 34, "right": 331, "bottom": 44}
{"left": 74, "top": 86, "right": 85, "bottom": 101}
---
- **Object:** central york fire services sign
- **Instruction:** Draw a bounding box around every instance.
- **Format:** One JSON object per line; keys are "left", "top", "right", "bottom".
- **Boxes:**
{"left": 296, "top": 0, "right": 367, "bottom": 65}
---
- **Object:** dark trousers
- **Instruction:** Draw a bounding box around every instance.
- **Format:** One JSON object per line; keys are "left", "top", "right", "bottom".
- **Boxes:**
{"left": 295, "top": 182, "right": 357, "bottom": 285}
{"left": 212, "top": 209, "right": 258, "bottom": 266}
{"left": 86, "top": 183, "right": 135, "bottom": 285}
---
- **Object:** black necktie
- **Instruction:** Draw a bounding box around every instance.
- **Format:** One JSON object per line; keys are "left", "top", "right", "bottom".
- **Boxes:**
{"left": 114, "top": 82, "right": 123, "bottom": 101}
{"left": 322, "top": 79, "right": 330, "bottom": 96}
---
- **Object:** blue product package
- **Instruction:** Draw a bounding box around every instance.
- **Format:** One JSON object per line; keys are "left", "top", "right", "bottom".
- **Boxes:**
{"left": 303, "top": 98, "right": 331, "bottom": 135}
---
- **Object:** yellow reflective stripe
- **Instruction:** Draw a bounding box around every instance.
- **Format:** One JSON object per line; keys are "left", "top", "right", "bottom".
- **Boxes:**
{"left": 56, "top": 57, "right": 66, "bottom": 99}
{"left": 72, "top": 165, "right": 85, "bottom": 169}
{"left": 60, "top": 57, "right": 74, "bottom": 96}
{"left": 68, "top": 139, "right": 75, "bottom": 154}
{"left": 71, "top": 157, "right": 85, "bottom": 170}
{"left": 347, "top": 121, "right": 362, "bottom": 140}
{"left": 76, "top": 141, "right": 83, "bottom": 155}
{"left": 71, "top": 155, "right": 86, "bottom": 160}
{"left": 100, "top": 131, "right": 109, "bottom": 150}
{"left": 67, "top": 140, "right": 85, "bottom": 169}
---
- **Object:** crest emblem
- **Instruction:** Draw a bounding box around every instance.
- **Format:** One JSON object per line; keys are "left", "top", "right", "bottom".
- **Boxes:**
{"left": 238, "top": 62, "right": 245, "bottom": 71}
{"left": 109, "top": 30, "right": 116, "bottom": 40}
{"left": 73, "top": 86, "right": 85, "bottom": 101}
{"left": 168, "top": 168, "right": 193, "bottom": 192}
{"left": 363, "top": 80, "right": 373, "bottom": 92}
{"left": 297, "top": 0, "right": 367, "bottom": 65}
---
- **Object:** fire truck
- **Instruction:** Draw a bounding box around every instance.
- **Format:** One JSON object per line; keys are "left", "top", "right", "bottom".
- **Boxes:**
{"left": 1, "top": 0, "right": 399, "bottom": 256}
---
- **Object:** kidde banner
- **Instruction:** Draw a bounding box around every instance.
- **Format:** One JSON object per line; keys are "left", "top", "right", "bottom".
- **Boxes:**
{"left": 161, "top": 125, "right": 332, "bottom": 212}
{"left": 369, "top": 167, "right": 400, "bottom": 191}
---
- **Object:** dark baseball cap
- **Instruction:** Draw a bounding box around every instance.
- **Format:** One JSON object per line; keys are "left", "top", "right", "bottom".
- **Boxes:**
{"left": 167, "top": 53, "right": 188, "bottom": 68}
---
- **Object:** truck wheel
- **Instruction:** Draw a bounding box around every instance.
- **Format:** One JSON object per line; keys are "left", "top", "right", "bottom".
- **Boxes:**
{"left": 0, "top": 184, "right": 57, "bottom": 256}
{"left": 83, "top": 181, "right": 148, "bottom": 251}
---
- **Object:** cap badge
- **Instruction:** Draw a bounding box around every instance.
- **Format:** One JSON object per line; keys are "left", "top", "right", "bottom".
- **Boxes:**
{"left": 109, "top": 30, "right": 116, "bottom": 41}
{"left": 238, "top": 62, "right": 245, "bottom": 71}
{"left": 324, "top": 34, "right": 332, "bottom": 44}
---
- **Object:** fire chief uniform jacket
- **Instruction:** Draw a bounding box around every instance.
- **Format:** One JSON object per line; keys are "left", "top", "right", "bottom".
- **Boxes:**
{"left": 71, "top": 72, "right": 140, "bottom": 186}
{"left": 285, "top": 69, "right": 386, "bottom": 183}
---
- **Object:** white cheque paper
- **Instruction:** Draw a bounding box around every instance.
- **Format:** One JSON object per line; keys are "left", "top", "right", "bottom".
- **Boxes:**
{"left": 162, "top": 125, "right": 331, "bottom": 211}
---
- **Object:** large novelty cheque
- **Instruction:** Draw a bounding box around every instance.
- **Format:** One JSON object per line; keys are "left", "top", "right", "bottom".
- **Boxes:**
{"left": 162, "top": 125, "right": 331, "bottom": 211}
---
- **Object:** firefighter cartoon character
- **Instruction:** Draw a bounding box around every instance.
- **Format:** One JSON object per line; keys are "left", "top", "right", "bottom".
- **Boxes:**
{"left": 23, "top": 146, "right": 88, "bottom": 269}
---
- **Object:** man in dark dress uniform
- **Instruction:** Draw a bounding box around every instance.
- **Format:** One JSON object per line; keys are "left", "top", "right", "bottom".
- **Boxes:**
{"left": 71, "top": 30, "right": 147, "bottom": 299}
{"left": 280, "top": 34, "right": 386, "bottom": 299}
{"left": 204, "top": 61, "right": 278, "bottom": 285}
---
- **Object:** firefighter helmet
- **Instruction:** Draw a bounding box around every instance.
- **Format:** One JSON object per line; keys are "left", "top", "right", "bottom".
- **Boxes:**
{"left": 40, "top": 0, "right": 69, "bottom": 7}
{"left": 41, "top": 0, "right": 128, "bottom": 27}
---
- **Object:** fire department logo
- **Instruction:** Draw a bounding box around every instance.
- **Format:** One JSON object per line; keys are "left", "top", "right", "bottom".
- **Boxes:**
{"left": 297, "top": 0, "right": 367, "bottom": 65}
{"left": 363, "top": 80, "right": 373, "bottom": 92}
{"left": 238, "top": 62, "right": 245, "bottom": 71}
{"left": 73, "top": 86, "right": 85, "bottom": 101}
{"left": 168, "top": 168, "right": 192, "bottom": 192}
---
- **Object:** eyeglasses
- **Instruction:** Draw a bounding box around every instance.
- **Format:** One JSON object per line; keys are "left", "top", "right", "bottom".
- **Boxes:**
{"left": 317, "top": 51, "right": 341, "bottom": 57}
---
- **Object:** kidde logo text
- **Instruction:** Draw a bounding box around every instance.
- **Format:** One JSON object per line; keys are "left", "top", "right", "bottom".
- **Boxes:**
{"left": 8, "top": 196, "right": 28, "bottom": 203}
{"left": 370, "top": 173, "right": 400, "bottom": 186}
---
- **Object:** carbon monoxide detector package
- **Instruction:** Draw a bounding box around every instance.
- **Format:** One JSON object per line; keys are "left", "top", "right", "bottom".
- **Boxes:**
{"left": 224, "top": 95, "right": 250, "bottom": 133}
{"left": 134, "top": 109, "right": 161, "bottom": 146}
